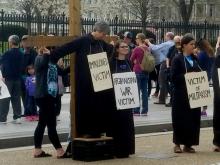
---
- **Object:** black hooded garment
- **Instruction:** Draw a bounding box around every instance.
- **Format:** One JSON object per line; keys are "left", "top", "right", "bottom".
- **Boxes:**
{"left": 50, "top": 33, "right": 114, "bottom": 136}
{"left": 171, "top": 54, "right": 201, "bottom": 146}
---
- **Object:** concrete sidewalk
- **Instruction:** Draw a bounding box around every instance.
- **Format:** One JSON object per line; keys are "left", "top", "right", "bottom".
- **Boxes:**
{"left": 0, "top": 92, "right": 214, "bottom": 149}
{"left": 0, "top": 128, "right": 220, "bottom": 165}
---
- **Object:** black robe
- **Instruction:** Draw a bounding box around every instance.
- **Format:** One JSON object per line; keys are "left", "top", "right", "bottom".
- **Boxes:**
{"left": 109, "top": 57, "right": 135, "bottom": 156}
{"left": 50, "top": 34, "right": 114, "bottom": 136}
{"left": 212, "top": 55, "right": 220, "bottom": 147}
{"left": 171, "top": 54, "right": 201, "bottom": 146}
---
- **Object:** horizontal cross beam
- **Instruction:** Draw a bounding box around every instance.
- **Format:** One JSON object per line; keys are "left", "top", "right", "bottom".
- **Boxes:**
{"left": 25, "top": 36, "right": 77, "bottom": 47}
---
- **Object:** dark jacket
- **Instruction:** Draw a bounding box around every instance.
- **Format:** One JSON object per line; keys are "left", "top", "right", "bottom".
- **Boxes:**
{"left": 22, "top": 48, "right": 37, "bottom": 74}
{"left": 0, "top": 48, "right": 24, "bottom": 80}
{"left": 212, "top": 55, "right": 220, "bottom": 147}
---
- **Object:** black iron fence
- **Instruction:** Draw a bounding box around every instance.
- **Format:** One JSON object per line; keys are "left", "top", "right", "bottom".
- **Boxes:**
{"left": 0, "top": 10, "right": 220, "bottom": 53}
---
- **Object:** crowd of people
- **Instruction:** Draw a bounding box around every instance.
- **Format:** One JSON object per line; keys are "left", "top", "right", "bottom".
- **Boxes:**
{"left": 0, "top": 20, "right": 220, "bottom": 159}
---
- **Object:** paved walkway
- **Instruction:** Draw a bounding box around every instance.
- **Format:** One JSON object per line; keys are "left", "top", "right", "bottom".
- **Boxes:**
{"left": 0, "top": 90, "right": 214, "bottom": 148}
{"left": 0, "top": 128, "right": 220, "bottom": 165}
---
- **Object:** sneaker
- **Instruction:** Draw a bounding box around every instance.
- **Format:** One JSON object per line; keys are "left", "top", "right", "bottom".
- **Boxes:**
{"left": 165, "top": 103, "right": 172, "bottom": 107}
{"left": 151, "top": 92, "right": 159, "bottom": 97}
{"left": 25, "top": 116, "right": 33, "bottom": 121}
{"left": 141, "top": 113, "right": 148, "bottom": 116}
{"left": 201, "top": 111, "right": 207, "bottom": 117}
{"left": 133, "top": 113, "right": 140, "bottom": 116}
{"left": 0, "top": 121, "right": 7, "bottom": 124}
{"left": 32, "top": 116, "right": 39, "bottom": 121}
{"left": 12, "top": 118, "right": 22, "bottom": 124}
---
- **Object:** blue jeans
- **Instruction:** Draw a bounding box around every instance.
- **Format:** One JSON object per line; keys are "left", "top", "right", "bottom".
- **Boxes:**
{"left": 133, "top": 72, "right": 149, "bottom": 114}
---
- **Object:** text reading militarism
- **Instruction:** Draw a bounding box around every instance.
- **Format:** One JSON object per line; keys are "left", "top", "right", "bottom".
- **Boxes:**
{"left": 187, "top": 75, "right": 211, "bottom": 101}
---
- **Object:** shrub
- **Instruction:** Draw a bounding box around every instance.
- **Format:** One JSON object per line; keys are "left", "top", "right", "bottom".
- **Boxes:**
{"left": 0, "top": 24, "right": 28, "bottom": 41}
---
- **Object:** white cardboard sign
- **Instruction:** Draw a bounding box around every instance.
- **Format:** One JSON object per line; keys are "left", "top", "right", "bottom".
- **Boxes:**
{"left": 87, "top": 52, "right": 113, "bottom": 92}
{"left": 112, "top": 72, "right": 140, "bottom": 110}
{"left": 0, "top": 71, "right": 10, "bottom": 99}
{"left": 217, "top": 68, "right": 220, "bottom": 87}
{"left": 184, "top": 71, "right": 212, "bottom": 109}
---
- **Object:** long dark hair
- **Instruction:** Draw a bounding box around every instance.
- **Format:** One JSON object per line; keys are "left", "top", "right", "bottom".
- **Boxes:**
{"left": 196, "top": 39, "right": 214, "bottom": 57}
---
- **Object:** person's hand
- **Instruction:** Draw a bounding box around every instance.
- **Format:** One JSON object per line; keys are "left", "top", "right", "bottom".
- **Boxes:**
{"left": 38, "top": 47, "right": 50, "bottom": 55}
{"left": 145, "top": 39, "right": 150, "bottom": 44}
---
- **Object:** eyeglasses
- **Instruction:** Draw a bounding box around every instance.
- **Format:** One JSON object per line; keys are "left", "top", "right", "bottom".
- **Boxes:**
{"left": 119, "top": 46, "right": 129, "bottom": 48}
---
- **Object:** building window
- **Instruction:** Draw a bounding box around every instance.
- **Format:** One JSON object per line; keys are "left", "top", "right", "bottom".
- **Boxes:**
{"left": 196, "top": 4, "right": 205, "bottom": 17}
{"left": 209, "top": 4, "right": 215, "bottom": 17}
{"left": 160, "top": 6, "right": 166, "bottom": 20}
{"left": 153, "top": 7, "right": 159, "bottom": 19}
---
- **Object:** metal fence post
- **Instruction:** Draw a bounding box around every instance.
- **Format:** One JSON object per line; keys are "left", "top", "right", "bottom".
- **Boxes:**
{"left": 0, "top": 9, "right": 4, "bottom": 53}
{"left": 114, "top": 15, "right": 118, "bottom": 35}
{"left": 204, "top": 19, "right": 207, "bottom": 39}
{"left": 161, "top": 17, "right": 165, "bottom": 42}
{"left": 62, "top": 12, "right": 65, "bottom": 36}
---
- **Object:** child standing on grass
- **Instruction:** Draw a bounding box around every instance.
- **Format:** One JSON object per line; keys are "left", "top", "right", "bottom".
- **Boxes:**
{"left": 24, "top": 64, "right": 38, "bottom": 121}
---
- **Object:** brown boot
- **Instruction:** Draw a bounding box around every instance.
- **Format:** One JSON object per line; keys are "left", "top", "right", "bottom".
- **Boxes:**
{"left": 183, "top": 146, "right": 195, "bottom": 153}
{"left": 174, "top": 145, "right": 182, "bottom": 153}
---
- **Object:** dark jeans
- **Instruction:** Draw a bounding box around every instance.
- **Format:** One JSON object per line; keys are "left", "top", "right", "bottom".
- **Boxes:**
{"left": 133, "top": 72, "right": 149, "bottom": 114}
{"left": 34, "top": 95, "right": 62, "bottom": 149}
{"left": 0, "top": 98, "right": 10, "bottom": 122}
{"left": 24, "top": 95, "right": 38, "bottom": 116}
{"left": 158, "top": 62, "right": 168, "bottom": 103}
{"left": 55, "top": 95, "right": 62, "bottom": 116}
{"left": 154, "top": 64, "right": 161, "bottom": 94}
{"left": 0, "top": 80, "right": 22, "bottom": 120}
{"left": 21, "top": 76, "right": 26, "bottom": 107}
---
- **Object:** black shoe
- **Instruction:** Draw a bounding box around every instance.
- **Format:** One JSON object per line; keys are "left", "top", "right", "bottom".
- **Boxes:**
{"left": 165, "top": 103, "right": 172, "bottom": 107}
{"left": 154, "top": 101, "right": 165, "bottom": 105}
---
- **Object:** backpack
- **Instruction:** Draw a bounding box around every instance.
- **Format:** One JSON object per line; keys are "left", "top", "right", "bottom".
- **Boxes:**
{"left": 139, "top": 46, "right": 155, "bottom": 73}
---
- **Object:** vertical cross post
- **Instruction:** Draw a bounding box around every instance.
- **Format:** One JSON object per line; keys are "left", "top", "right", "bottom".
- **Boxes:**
{"left": 68, "top": 0, "right": 81, "bottom": 138}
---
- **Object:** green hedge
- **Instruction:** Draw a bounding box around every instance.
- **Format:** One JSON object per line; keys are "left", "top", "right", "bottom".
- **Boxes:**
{"left": 0, "top": 24, "right": 28, "bottom": 41}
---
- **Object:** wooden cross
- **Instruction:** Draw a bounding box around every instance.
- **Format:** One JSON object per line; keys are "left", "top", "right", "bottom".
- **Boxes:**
{"left": 26, "top": 0, "right": 118, "bottom": 142}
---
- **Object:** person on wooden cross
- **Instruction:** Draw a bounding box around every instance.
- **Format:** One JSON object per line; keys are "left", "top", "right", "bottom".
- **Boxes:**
{"left": 47, "top": 21, "right": 114, "bottom": 138}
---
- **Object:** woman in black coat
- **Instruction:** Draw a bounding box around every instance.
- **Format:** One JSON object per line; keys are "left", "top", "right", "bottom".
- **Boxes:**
{"left": 171, "top": 34, "right": 201, "bottom": 153}
{"left": 109, "top": 40, "right": 135, "bottom": 158}
{"left": 212, "top": 47, "right": 220, "bottom": 152}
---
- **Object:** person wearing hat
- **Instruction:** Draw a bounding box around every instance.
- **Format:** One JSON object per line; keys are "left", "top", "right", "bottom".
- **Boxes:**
{"left": 171, "top": 33, "right": 201, "bottom": 153}
{"left": 0, "top": 35, "right": 24, "bottom": 124}
{"left": 123, "top": 31, "right": 135, "bottom": 59}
